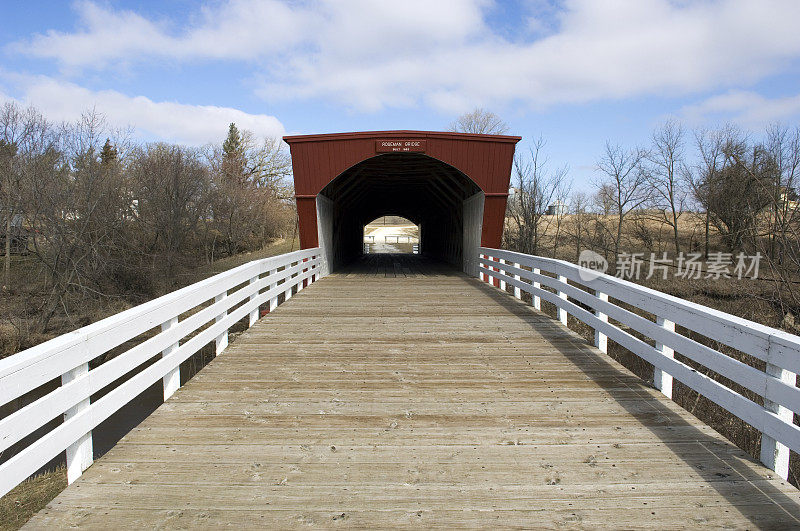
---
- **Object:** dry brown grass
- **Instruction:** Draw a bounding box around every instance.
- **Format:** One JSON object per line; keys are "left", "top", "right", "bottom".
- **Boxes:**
{"left": 0, "top": 467, "right": 66, "bottom": 530}
{"left": 0, "top": 237, "right": 300, "bottom": 361}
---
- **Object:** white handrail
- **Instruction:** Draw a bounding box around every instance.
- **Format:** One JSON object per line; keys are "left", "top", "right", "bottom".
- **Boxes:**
{"left": 0, "top": 248, "right": 323, "bottom": 497}
{"left": 478, "top": 247, "right": 800, "bottom": 481}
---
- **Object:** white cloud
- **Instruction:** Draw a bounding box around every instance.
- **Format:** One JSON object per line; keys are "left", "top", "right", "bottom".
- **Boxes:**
{"left": 10, "top": 0, "right": 800, "bottom": 113}
{"left": 681, "top": 90, "right": 800, "bottom": 128}
{"left": 1, "top": 75, "right": 285, "bottom": 145}
{"left": 9, "top": 0, "right": 311, "bottom": 68}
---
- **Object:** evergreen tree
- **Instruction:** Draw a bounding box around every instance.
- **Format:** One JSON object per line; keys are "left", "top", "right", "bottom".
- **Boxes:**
{"left": 221, "top": 123, "right": 245, "bottom": 184}
{"left": 222, "top": 123, "right": 241, "bottom": 156}
{"left": 100, "top": 138, "right": 117, "bottom": 164}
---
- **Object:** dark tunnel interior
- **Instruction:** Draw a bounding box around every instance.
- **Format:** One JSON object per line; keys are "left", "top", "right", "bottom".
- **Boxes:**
{"left": 316, "top": 153, "right": 483, "bottom": 272}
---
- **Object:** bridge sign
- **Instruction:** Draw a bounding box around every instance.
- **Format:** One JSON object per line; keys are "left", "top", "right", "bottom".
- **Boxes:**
{"left": 375, "top": 139, "right": 426, "bottom": 153}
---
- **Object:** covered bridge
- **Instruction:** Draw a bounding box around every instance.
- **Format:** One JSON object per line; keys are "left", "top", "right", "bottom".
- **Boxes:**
{"left": 7, "top": 131, "right": 800, "bottom": 529}
{"left": 283, "top": 130, "right": 521, "bottom": 274}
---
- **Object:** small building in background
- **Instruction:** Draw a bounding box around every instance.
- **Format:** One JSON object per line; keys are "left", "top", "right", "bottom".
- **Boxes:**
{"left": 546, "top": 200, "right": 568, "bottom": 216}
{"left": 0, "top": 208, "right": 29, "bottom": 254}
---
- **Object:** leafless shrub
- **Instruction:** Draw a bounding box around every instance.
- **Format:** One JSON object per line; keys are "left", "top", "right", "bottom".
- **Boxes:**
{"left": 504, "top": 137, "right": 571, "bottom": 255}
{"left": 449, "top": 108, "right": 509, "bottom": 135}
{"left": 593, "top": 142, "right": 649, "bottom": 268}
{"left": 643, "top": 120, "right": 689, "bottom": 253}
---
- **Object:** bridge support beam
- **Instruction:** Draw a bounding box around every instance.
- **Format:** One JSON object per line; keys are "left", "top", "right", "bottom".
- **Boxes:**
{"left": 62, "top": 363, "right": 93, "bottom": 484}
{"left": 761, "top": 361, "right": 796, "bottom": 480}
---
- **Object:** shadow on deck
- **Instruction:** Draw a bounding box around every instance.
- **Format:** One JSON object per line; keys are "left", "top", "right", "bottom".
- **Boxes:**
{"left": 25, "top": 264, "right": 800, "bottom": 528}
{"left": 336, "top": 252, "right": 461, "bottom": 277}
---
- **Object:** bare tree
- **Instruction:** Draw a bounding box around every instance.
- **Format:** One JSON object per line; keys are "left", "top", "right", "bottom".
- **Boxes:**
{"left": 693, "top": 127, "right": 772, "bottom": 252}
{"left": 130, "top": 143, "right": 210, "bottom": 279}
{"left": 24, "top": 112, "right": 134, "bottom": 329}
{"left": 763, "top": 124, "right": 800, "bottom": 262}
{"left": 593, "top": 182, "right": 615, "bottom": 216}
{"left": 563, "top": 191, "right": 593, "bottom": 261}
{"left": 449, "top": 108, "right": 509, "bottom": 135}
{"left": 594, "top": 142, "right": 649, "bottom": 264}
{"left": 728, "top": 124, "right": 800, "bottom": 314}
{"left": 691, "top": 127, "right": 726, "bottom": 258}
{"left": 3, "top": 105, "right": 296, "bottom": 336}
{"left": 504, "top": 137, "right": 570, "bottom": 255}
{"left": 0, "top": 103, "right": 45, "bottom": 290}
{"left": 644, "top": 120, "right": 689, "bottom": 253}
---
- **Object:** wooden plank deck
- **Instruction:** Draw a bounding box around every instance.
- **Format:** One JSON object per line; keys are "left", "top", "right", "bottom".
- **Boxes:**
{"left": 26, "top": 256, "right": 800, "bottom": 528}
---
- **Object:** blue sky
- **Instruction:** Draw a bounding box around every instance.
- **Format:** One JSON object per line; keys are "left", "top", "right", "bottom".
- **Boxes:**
{"left": 2, "top": 0, "right": 800, "bottom": 191}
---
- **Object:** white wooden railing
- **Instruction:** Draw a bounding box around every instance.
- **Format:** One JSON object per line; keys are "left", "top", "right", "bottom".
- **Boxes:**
{"left": 0, "top": 248, "right": 323, "bottom": 498}
{"left": 479, "top": 247, "right": 800, "bottom": 481}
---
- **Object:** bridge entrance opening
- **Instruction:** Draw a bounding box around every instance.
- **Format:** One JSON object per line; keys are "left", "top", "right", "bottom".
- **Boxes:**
{"left": 363, "top": 216, "right": 420, "bottom": 254}
{"left": 315, "top": 152, "right": 483, "bottom": 272}
{"left": 284, "top": 131, "right": 521, "bottom": 276}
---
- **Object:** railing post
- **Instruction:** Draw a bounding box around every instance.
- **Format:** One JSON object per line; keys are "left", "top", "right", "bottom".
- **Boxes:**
{"left": 248, "top": 275, "right": 259, "bottom": 327}
{"left": 215, "top": 291, "right": 228, "bottom": 355}
{"left": 532, "top": 268, "right": 541, "bottom": 310}
{"left": 513, "top": 262, "right": 521, "bottom": 300}
{"left": 761, "top": 360, "right": 796, "bottom": 480}
{"left": 489, "top": 256, "right": 499, "bottom": 286}
{"left": 557, "top": 275, "right": 568, "bottom": 326}
{"left": 161, "top": 317, "right": 180, "bottom": 400}
{"left": 653, "top": 317, "right": 675, "bottom": 399}
{"left": 62, "top": 363, "right": 92, "bottom": 484}
{"left": 269, "top": 268, "right": 278, "bottom": 312}
{"left": 594, "top": 291, "right": 608, "bottom": 354}
{"left": 479, "top": 254, "right": 485, "bottom": 282}
{"left": 499, "top": 258, "right": 506, "bottom": 292}
{"left": 285, "top": 263, "right": 295, "bottom": 301}
{"left": 298, "top": 258, "right": 307, "bottom": 292}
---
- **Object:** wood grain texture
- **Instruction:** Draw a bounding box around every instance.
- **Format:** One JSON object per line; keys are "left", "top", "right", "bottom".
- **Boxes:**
{"left": 25, "top": 256, "right": 800, "bottom": 529}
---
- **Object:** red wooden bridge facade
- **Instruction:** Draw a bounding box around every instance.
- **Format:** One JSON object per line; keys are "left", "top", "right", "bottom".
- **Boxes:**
{"left": 283, "top": 130, "right": 520, "bottom": 274}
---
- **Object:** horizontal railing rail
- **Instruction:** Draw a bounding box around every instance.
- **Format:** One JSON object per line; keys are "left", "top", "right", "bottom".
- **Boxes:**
{"left": 478, "top": 247, "right": 800, "bottom": 481}
{"left": 0, "top": 248, "right": 323, "bottom": 497}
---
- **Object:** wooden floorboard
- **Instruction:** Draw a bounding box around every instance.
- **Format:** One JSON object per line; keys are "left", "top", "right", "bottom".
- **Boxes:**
{"left": 25, "top": 256, "right": 800, "bottom": 529}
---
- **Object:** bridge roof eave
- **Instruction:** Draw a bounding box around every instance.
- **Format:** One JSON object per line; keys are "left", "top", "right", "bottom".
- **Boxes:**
{"left": 283, "top": 130, "right": 522, "bottom": 145}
